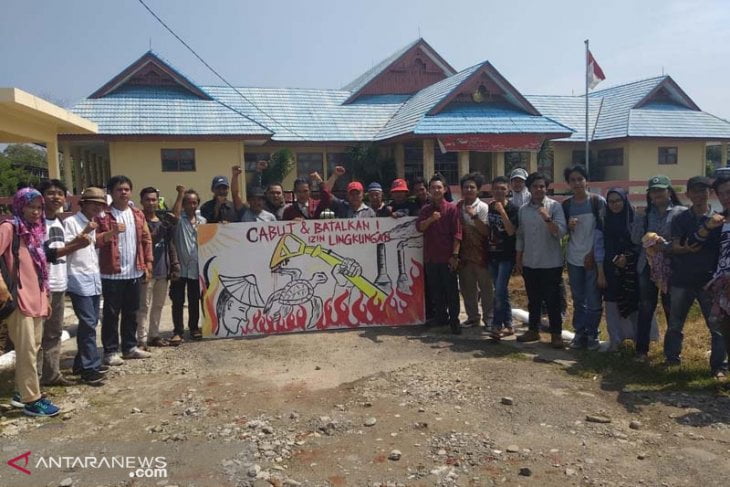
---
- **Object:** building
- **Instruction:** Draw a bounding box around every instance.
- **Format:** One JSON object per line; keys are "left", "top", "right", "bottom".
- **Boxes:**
{"left": 60, "top": 39, "right": 730, "bottom": 198}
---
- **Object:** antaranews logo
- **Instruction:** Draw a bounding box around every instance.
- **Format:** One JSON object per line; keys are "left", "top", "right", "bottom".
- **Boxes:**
{"left": 7, "top": 451, "right": 31, "bottom": 475}
{"left": 6, "top": 451, "right": 167, "bottom": 479}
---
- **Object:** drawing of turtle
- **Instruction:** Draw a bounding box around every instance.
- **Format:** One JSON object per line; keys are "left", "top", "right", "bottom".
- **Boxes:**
{"left": 265, "top": 267, "right": 328, "bottom": 330}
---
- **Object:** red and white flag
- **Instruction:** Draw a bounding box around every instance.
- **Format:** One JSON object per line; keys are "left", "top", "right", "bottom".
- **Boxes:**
{"left": 586, "top": 50, "right": 606, "bottom": 90}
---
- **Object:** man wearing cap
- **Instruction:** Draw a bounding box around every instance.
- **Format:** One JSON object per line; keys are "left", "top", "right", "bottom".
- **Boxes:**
{"left": 387, "top": 179, "right": 420, "bottom": 217}
{"left": 64, "top": 187, "right": 109, "bottom": 384}
{"left": 200, "top": 175, "right": 238, "bottom": 223}
{"left": 282, "top": 167, "right": 343, "bottom": 220}
{"left": 367, "top": 182, "right": 391, "bottom": 217}
{"left": 330, "top": 181, "right": 377, "bottom": 219}
{"left": 664, "top": 176, "right": 727, "bottom": 377}
{"left": 509, "top": 168, "right": 531, "bottom": 207}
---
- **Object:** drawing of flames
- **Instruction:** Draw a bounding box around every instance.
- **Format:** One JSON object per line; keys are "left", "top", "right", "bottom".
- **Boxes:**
{"left": 202, "top": 219, "right": 425, "bottom": 336}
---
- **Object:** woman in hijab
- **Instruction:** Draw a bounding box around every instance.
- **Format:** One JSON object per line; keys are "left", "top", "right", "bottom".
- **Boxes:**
{"left": 0, "top": 187, "right": 61, "bottom": 417}
{"left": 598, "top": 188, "right": 640, "bottom": 351}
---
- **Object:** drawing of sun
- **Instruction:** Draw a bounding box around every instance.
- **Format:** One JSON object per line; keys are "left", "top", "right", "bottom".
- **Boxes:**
{"left": 197, "top": 223, "right": 243, "bottom": 261}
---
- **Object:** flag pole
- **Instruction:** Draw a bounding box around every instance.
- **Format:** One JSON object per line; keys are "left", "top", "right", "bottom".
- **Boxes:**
{"left": 585, "top": 39, "right": 590, "bottom": 176}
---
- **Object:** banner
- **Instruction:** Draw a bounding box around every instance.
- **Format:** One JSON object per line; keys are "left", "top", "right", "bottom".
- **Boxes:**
{"left": 197, "top": 217, "right": 425, "bottom": 338}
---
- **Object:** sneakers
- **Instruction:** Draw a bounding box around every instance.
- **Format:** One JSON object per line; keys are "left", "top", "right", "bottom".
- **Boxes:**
{"left": 517, "top": 329, "right": 540, "bottom": 342}
{"left": 23, "top": 397, "right": 61, "bottom": 417}
{"left": 551, "top": 333, "right": 565, "bottom": 349}
{"left": 460, "top": 319, "right": 478, "bottom": 328}
{"left": 586, "top": 339, "right": 601, "bottom": 351}
{"left": 122, "top": 347, "right": 151, "bottom": 360}
{"left": 81, "top": 370, "right": 106, "bottom": 385}
{"left": 569, "top": 334, "right": 586, "bottom": 350}
{"left": 96, "top": 364, "right": 110, "bottom": 375}
{"left": 10, "top": 392, "right": 24, "bottom": 408}
{"left": 41, "top": 376, "right": 75, "bottom": 387}
{"left": 103, "top": 353, "right": 124, "bottom": 366}
{"left": 713, "top": 370, "right": 727, "bottom": 381}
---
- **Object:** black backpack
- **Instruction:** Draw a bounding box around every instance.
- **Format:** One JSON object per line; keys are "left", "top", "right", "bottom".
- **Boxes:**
{"left": 0, "top": 222, "right": 22, "bottom": 320}
{"left": 562, "top": 193, "right": 605, "bottom": 230}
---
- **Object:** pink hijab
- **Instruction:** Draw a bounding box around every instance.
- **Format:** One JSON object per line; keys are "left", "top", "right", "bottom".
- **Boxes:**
{"left": 11, "top": 187, "right": 48, "bottom": 291}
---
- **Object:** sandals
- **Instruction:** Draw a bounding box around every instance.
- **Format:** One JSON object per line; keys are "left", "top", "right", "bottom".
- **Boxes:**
{"left": 169, "top": 334, "right": 183, "bottom": 346}
{"left": 148, "top": 336, "right": 170, "bottom": 347}
{"left": 190, "top": 330, "right": 203, "bottom": 341}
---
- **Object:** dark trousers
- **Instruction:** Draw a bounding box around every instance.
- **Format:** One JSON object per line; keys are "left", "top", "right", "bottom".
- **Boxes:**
{"left": 425, "top": 263, "right": 460, "bottom": 327}
{"left": 69, "top": 293, "right": 101, "bottom": 373}
{"left": 170, "top": 278, "right": 201, "bottom": 335}
{"left": 523, "top": 266, "right": 563, "bottom": 334}
{"left": 637, "top": 267, "right": 670, "bottom": 355}
{"left": 101, "top": 278, "right": 141, "bottom": 355}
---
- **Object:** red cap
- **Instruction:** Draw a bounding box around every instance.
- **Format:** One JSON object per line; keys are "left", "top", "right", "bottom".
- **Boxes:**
{"left": 390, "top": 178, "right": 409, "bottom": 192}
{"left": 347, "top": 181, "right": 364, "bottom": 192}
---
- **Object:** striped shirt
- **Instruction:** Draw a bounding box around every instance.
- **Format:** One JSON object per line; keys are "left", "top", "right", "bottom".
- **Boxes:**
{"left": 64, "top": 212, "right": 102, "bottom": 296}
{"left": 101, "top": 205, "right": 142, "bottom": 280}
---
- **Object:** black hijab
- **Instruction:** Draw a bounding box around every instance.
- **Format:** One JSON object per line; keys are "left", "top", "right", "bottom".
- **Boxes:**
{"left": 603, "top": 188, "right": 635, "bottom": 257}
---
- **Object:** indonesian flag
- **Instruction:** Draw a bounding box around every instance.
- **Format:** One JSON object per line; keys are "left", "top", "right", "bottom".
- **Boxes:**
{"left": 586, "top": 49, "right": 606, "bottom": 90}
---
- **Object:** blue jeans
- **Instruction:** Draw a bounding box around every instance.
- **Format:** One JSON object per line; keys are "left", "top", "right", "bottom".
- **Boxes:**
{"left": 69, "top": 293, "right": 101, "bottom": 373}
{"left": 567, "top": 263, "right": 603, "bottom": 340}
{"left": 490, "top": 259, "right": 514, "bottom": 328}
{"left": 665, "top": 286, "right": 728, "bottom": 373}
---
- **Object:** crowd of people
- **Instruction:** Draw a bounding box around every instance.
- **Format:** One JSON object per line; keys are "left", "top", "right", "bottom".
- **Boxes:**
{"left": 0, "top": 161, "right": 729, "bottom": 418}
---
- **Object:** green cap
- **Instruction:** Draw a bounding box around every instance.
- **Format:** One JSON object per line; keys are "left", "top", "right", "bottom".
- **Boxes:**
{"left": 647, "top": 174, "right": 671, "bottom": 190}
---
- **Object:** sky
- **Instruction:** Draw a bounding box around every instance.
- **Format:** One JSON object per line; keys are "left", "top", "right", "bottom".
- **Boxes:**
{"left": 2, "top": 0, "right": 730, "bottom": 119}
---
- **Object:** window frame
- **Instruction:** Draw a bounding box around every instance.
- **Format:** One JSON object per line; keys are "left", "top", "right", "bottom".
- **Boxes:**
{"left": 658, "top": 146, "right": 678, "bottom": 165}
{"left": 161, "top": 148, "right": 196, "bottom": 172}
{"left": 296, "top": 152, "right": 324, "bottom": 178}
{"left": 596, "top": 148, "right": 624, "bottom": 167}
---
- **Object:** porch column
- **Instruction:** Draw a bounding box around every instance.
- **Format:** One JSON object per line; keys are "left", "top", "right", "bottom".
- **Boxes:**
{"left": 422, "top": 139, "right": 434, "bottom": 180}
{"left": 95, "top": 154, "right": 103, "bottom": 186}
{"left": 62, "top": 142, "right": 74, "bottom": 194}
{"left": 494, "top": 152, "right": 505, "bottom": 176}
{"left": 529, "top": 150, "right": 538, "bottom": 173}
{"left": 104, "top": 158, "right": 110, "bottom": 184}
{"left": 457, "top": 151, "right": 470, "bottom": 179}
{"left": 394, "top": 143, "right": 405, "bottom": 179}
{"left": 722, "top": 142, "right": 728, "bottom": 168}
{"left": 83, "top": 151, "right": 92, "bottom": 189}
{"left": 46, "top": 137, "right": 60, "bottom": 179}
{"left": 73, "top": 148, "right": 83, "bottom": 192}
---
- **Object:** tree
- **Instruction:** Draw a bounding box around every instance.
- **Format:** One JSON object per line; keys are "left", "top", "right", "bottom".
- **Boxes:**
{"left": 3, "top": 144, "right": 47, "bottom": 168}
{"left": 346, "top": 143, "right": 395, "bottom": 189}
{"left": 0, "top": 154, "right": 38, "bottom": 196}
{"left": 261, "top": 149, "right": 295, "bottom": 188}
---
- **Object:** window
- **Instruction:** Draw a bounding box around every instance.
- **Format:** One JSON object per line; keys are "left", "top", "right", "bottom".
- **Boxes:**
{"left": 161, "top": 149, "right": 195, "bottom": 172}
{"left": 572, "top": 150, "right": 592, "bottom": 165}
{"left": 597, "top": 148, "right": 624, "bottom": 166}
{"left": 327, "top": 152, "right": 352, "bottom": 192}
{"left": 403, "top": 142, "right": 423, "bottom": 183}
{"left": 296, "top": 153, "right": 323, "bottom": 178}
{"left": 244, "top": 152, "right": 270, "bottom": 172}
{"left": 434, "top": 147, "right": 458, "bottom": 185}
{"left": 658, "top": 146, "right": 678, "bottom": 165}
{"left": 504, "top": 151, "right": 529, "bottom": 175}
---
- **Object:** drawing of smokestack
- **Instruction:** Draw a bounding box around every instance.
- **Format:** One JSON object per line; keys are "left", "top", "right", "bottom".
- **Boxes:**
{"left": 396, "top": 242, "right": 411, "bottom": 293}
{"left": 374, "top": 243, "right": 392, "bottom": 294}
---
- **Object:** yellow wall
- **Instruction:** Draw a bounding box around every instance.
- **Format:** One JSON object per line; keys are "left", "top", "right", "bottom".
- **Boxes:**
{"left": 554, "top": 139, "right": 705, "bottom": 184}
{"left": 627, "top": 139, "right": 705, "bottom": 183}
{"left": 109, "top": 140, "right": 244, "bottom": 203}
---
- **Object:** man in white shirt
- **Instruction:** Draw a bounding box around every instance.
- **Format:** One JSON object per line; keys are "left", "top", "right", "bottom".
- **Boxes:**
{"left": 64, "top": 187, "right": 109, "bottom": 385}
{"left": 37, "top": 179, "right": 91, "bottom": 386}
{"left": 95, "top": 176, "right": 153, "bottom": 365}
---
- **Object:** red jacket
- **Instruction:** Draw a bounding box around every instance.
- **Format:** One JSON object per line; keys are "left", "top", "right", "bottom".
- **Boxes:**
{"left": 95, "top": 206, "right": 153, "bottom": 276}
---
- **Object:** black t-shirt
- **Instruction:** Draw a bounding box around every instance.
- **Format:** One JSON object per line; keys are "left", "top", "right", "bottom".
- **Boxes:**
{"left": 200, "top": 199, "right": 238, "bottom": 223}
{"left": 670, "top": 208, "right": 721, "bottom": 288}
{"left": 387, "top": 199, "right": 420, "bottom": 217}
{"left": 487, "top": 201, "right": 519, "bottom": 261}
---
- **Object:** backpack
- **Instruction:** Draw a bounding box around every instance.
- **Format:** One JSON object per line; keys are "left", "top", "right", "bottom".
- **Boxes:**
{"left": 562, "top": 193, "right": 605, "bottom": 230}
{"left": 0, "top": 222, "right": 22, "bottom": 320}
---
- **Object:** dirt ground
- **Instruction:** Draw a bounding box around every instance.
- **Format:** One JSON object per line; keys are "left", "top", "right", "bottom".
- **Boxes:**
{"left": 1, "top": 296, "right": 729, "bottom": 487}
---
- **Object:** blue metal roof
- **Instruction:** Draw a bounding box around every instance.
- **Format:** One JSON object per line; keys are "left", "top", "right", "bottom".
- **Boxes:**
{"left": 413, "top": 103, "right": 573, "bottom": 135}
{"left": 203, "top": 87, "right": 406, "bottom": 141}
{"left": 526, "top": 95, "right": 602, "bottom": 142}
{"left": 375, "top": 64, "right": 483, "bottom": 140}
{"left": 71, "top": 85, "right": 272, "bottom": 136}
{"left": 629, "top": 101, "right": 730, "bottom": 138}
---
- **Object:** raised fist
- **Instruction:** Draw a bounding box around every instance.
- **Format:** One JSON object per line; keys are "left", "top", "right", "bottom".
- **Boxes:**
{"left": 231, "top": 165, "right": 243, "bottom": 177}
{"left": 334, "top": 165, "right": 346, "bottom": 176}
{"left": 431, "top": 211, "right": 441, "bottom": 221}
{"left": 176, "top": 185, "right": 186, "bottom": 194}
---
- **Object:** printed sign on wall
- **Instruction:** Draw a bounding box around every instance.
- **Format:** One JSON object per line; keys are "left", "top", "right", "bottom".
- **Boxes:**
{"left": 197, "top": 217, "right": 425, "bottom": 338}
